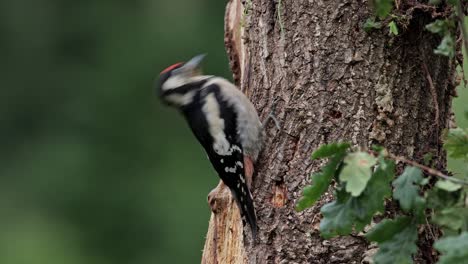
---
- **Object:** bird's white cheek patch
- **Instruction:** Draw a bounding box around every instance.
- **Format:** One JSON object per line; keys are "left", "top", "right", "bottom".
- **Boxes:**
{"left": 164, "top": 91, "right": 195, "bottom": 106}
{"left": 162, "top": 75, "right": 185, "bottom": 91}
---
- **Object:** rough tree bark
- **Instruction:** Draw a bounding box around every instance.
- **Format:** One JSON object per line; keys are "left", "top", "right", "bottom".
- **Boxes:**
{"left": 202, "top": 1, "right": 455, "bottom": 263}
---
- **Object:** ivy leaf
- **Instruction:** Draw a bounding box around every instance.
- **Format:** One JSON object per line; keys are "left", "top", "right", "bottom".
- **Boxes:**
{"left": 444, "top": 128, "right": 468, "bottom": 159}
{"left": 319, "top": 158, "right": 395, "bottom": 238}
{"left": 434, "top": 34, "right": 455, "bottom": 58}
{"left": 364, "top": 18, "right": 382, "bottom": 32}
{"left": 366, "top": 216, "right": 418, "bottom": 264}
{"left": 388, "top": 21, "right": 398, "bottom": 35}
{"left": 373, "top": 0, "right": 393, "bottom": 19}
{"left": 311, "top": 142, "right": 350, "bottom": 159}
{"left": 296, "top": 153, "right": 346, "bottom": 211}
{"left": 434, "top": 232, "right": 468, "bottom": 264}
{"left": 435, "top": 179, "right": 462, "bottom": 192}
{"left": 392, "top": 166, "right": 424, "bottom": 212}
{"left": 340, "top": 152, "right": 377, "bottom": 196}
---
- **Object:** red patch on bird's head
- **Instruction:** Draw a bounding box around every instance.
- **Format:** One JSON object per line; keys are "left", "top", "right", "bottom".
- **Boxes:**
{"left": 160, "top": 62, "right": 183, "bottom": 75}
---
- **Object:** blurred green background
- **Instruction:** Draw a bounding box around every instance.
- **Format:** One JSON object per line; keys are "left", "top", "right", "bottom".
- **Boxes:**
{"left": 0, "top": 0, "right": 230, "bottom": 263}
{"left": 0, "top": 1, "right": 467, "bottom": 263}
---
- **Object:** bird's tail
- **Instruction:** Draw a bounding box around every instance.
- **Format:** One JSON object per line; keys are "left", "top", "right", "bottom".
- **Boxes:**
{"left": 230, "top": 178, "right": 257, "bottom": 240}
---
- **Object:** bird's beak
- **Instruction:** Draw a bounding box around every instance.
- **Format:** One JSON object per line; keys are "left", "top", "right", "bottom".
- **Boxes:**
{"left": 173, "top": 54, "right": 205, "bottom": 75}
{"left": 183, "top": 54, "right": 206, "bottom": 70}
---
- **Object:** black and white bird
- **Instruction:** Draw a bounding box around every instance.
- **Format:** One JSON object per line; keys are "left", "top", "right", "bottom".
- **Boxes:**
{"left": 156, "top": 54, "right": 262, "bottom": 239}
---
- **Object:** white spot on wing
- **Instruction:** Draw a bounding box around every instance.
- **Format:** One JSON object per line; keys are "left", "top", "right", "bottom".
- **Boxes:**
{"left": 225, "top": 166, "right": 237, "bottom": 173}
{"left": 231, "top": 145, "right": 242, "bottom": 153}
{"left": 240, "top": 175, "right": 246, "bottom": 183}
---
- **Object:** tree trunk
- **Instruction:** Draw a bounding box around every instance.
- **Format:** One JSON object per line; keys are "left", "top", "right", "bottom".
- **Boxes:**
{"left": 202, "top": 1, "right": 455, "bottom": 263}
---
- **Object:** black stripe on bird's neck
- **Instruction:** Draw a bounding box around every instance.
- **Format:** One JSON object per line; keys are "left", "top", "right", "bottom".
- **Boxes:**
{"left": 161, "top": 77, "right": 211, "bottom": 97}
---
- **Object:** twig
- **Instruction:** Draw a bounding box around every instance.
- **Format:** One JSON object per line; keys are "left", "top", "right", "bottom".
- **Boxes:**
{"left": 456, "top": 0, "right": 468, "bottom": 89}
{"left": 422, "top": 60, "right": 440, "bottom": 128}
{"left": 387, "top": 152, "right": 468, "bottom": 186}
{"left": 425, "top": 216, "right": 436, "bottom": 241}
{"left": 456, "top": 1, "right": 468, "bottom": 65}
{"left": 368, "top": 149, "right": 468, "bottom": 185}
{"left": 276, "top": 0, "right": 285, "bottom": 39}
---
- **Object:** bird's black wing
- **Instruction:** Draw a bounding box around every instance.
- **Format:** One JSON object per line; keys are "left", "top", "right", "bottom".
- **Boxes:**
{"left": 181, "top": 84, "right": 257, "bottom": 238}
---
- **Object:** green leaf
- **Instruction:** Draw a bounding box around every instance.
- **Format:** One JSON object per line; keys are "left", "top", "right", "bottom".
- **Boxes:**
{"left": 311, "top": 142, "right": 350, "bottom": 159}
{"left": 372, "top": 145, "right": 385, "bottom": 153}
{"left": 423, "top": 152, "right": 434, "bottom": 166}
{"left": 435, "top": 232, "right": 468, "bottom": 264}
{"left": 363, "top": 18, "right": 382, "bottom": 32}
{"left": 426, "top": 188, "right": 460, "bottom": 210}
{"left": 296, "top": 153, "right": 346, "bottom": 211}
{"left": 432, "top": 207, "right": 468, "bottom": 233}
{"left": 426, "top": 19, "right": 449, "bottom": 35}
{"left": 373, "top": 0, "right": 393, "bottom": 19}
{"left": 366, "top": 216, "right": 411, "bottom": 242}
{"left": 388, "top": 21, "right": 398, "bottom": 35}
{"left": 392, "top": 166, "right": 424, "bottom": 212}
{"left": 366, "top": 217, "right": 418, "bottom": 264}
{"left": 360, "top": 158, "right": 395, "bottom": 215}
{"left": 340, "top": 152, "right": 377, "bottom": 196}
{"left": 444, "top": 128, "right": 468, "bottom": 159}
{"left": 436, "top": 179, "right": 462, "bottom": 192}
{"left": 427, "top": 187, "right": 468, "bottom": 233}
{"left": 426, "top": 19, "right": 455, "bottom": 35}
{"left": 434, "top": 34, "right": 455, "bottom": 58}
{"left": 319, "top": 188, "right": 355, "bottom": 238}
{"left": 319, "top": 158, "right": 395, "bottom": 238}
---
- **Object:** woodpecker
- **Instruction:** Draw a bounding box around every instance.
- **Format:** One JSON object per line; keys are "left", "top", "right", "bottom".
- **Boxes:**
{"left": 156, "top": 54, "right": 262, "bottom": 239}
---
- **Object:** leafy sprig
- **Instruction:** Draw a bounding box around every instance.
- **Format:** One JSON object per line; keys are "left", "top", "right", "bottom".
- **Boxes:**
{"left": 296, "top": 125, "right": 468, "bottom": 263}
